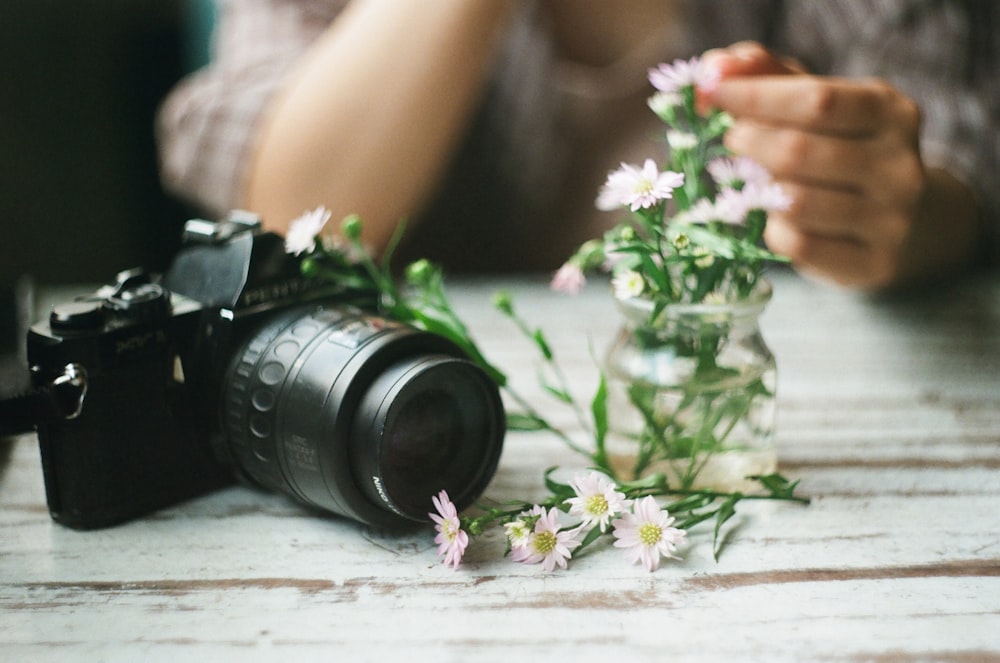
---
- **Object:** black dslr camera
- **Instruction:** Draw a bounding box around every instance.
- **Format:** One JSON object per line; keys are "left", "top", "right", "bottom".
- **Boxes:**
{"left": 23, "top": 213, "right": 504, "bottom": 530}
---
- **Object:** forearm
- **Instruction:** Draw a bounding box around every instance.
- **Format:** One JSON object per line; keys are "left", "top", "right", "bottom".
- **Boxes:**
{"left": 245, "top": 0, "right": 517, "bottom": 249}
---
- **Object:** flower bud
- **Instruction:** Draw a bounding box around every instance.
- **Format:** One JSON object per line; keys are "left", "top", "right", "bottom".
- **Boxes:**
{"left": 647, "top": 91, "right": 681, "bottom": 123}
{"left": 300, "top": 256, "right": 319, "bottom": 277}
{"left": 405, "top": 258, "right": 433, "bottom": 285}
{"left": 341, "top": 214, "right": 363, "bottom": 240}
{"left": 667, "top": 131, "right": 698, "bottom": 152}
{"left": 492, "top": 290, "right": 514, "bottom": 315}
{"left": 575, "top": 239, "right": 607, "bottom": 270}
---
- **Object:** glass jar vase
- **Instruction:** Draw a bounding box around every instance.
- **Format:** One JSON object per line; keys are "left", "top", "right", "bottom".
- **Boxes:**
{"left": 602, "top": 281, "right": 776, "bottom": 493}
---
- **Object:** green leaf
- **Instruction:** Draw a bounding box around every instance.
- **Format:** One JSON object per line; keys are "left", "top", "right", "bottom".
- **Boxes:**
{"left": 405, "top": 308, "right": 506, "bottom": 386}
{"left": 533, "top": 329, "right": 554, "bottom": 361}
{"left": 663, "top": 491, "right": 715, "bottom": 513}
{"left": 750, "top": 473, "right": 808, "bottom": 502}
{"left": 542, "top": 384, "right": 574, "bottom": 404}
{"left": 575, "top": 524, "right": 607, "bottom": 553}
{"left": 544, "top": 467, "right": 572, "bottom": 496}
{"left": 675, "top": 509, "right": 716, "bottom": 531}
{"left": 380, "top": 219, "right": 409, "bottom": 272}
{"left": 408, "top": 306, "right": 459, "bottom": 337}
{"left": 672, "top": 183, "right": 690, "bottom": 211}
{"left": 607, "top": 242, "right": 656, "bottom": 258}
{"left": 590, "top": 372, "right": 608, "bottom": 459}
{"left": 675, "top": 223, "right": 738, "bottom": 259}
{"left": 620, "top": 472, "right": 669, "bottom": 494}
{"left": 506, "top": 412, "right": 549, "bottom": 431}
{"left": 713, "top": 494, "right": 741, "bottom": 561}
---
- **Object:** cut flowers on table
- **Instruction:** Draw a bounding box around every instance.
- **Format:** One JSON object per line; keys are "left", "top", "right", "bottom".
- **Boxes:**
{"left": 553, "top": 56, "right": 792, "bottom": 492}
{"left": 553, "top": 56, "right": 791, "bottom": 305}
{"left": 286, "top": 56, "right": 806, "bottom": 573}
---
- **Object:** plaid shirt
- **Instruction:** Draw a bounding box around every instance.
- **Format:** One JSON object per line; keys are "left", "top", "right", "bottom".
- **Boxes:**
{"left": 157, "top": 0, "right": 998, "bottom": 267}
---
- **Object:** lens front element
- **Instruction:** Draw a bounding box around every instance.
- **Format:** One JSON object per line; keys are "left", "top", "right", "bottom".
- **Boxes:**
{"left": 352, "top": 357, "right": 503, "bottom": 520}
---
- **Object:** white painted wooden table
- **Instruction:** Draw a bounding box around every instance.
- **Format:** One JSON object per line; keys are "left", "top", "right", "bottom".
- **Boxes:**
{"left": 2, "top": 269, "right": 999, "bottom": 662}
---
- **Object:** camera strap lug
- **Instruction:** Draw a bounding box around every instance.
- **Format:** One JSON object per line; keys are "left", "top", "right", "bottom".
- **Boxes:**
{"left": 48, "top": 363, "right": 88, "bottom": 420}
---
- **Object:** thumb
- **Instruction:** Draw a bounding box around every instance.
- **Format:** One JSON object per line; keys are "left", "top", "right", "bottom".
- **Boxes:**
{"left": 697, "top": 41, "right": 805, "bottom": 111}
{"left": 703, "top": 41, "right": 805, "bottom": 79}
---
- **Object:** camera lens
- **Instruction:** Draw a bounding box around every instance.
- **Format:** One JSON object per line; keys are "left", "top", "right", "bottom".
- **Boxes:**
{"left": 221, "top": 305, "right": 504, "bottom": 528}
{"left": 351, "top": 356, "right": 502, "bottom": 520}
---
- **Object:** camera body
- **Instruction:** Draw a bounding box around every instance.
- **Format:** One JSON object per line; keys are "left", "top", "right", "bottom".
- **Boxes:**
{"left": 27, "top": 213, "right": 504, "bottom": 530}
{"left": 27, "top": 270, "right": 219, "bottom": 530}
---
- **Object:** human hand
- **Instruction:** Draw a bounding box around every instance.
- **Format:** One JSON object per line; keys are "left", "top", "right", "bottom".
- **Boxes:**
{"left": 699, "top": 42, "right": 926, "bottom": 289}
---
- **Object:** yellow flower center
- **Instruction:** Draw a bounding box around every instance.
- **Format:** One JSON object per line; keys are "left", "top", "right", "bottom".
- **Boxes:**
{"left": 534, "top": 531, "right": 557, "bottom": 555}
{"left": 585, "top": 494, "right": 609, "bottom": 516}
{"left": 507, "top": 522, "right": 528, "bottom": 539}
{"left": 633, "top": 179, "right": 655, "bottom": 196}
{"left": 638, "top": 523, "right": 663, "bottom": 547}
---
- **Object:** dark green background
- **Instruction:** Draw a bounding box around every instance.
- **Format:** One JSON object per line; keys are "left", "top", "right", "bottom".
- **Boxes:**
{"left": 0, "top": 0, "right": 215, "bottom": 288}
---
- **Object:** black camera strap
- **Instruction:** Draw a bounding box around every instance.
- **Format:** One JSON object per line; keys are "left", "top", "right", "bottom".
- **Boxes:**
{"left": 0, "top": 389, "right": 45, "bottom": 436}
{"left": 0, "top": 364, "right": 88, "bottom": 437}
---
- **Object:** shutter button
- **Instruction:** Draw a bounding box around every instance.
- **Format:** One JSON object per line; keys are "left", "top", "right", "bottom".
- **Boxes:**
{"left": 50, "top": 300, "right": 105, "bottom": 332}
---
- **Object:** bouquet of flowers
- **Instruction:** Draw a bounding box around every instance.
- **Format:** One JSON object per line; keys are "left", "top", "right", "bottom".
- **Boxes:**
{"left": 552, "top": 56, "right": 791, "bottom": 306}
{"left": 550, "top": 57, "right": 794, "bottom": 492}
{"left": 285, "top": 57, "right": 806, "bottom": 573}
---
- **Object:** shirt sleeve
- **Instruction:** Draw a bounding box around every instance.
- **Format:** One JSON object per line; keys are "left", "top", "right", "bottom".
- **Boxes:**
{"left": 155, "top": 0, "right": 347, "bottom": 217}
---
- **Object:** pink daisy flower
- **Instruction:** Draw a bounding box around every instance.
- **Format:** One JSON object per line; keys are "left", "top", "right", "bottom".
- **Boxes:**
{"left": 566, "top": 471, "right": 629, "bottom": 532}
{"left": 648, "top": 56, "right": 719, "bottom": 94}
{"left": 285, "top": 206, "right": 332, "bottom": 256}
{"left": 510, "top": 507, "right": 581, "bottom": 572}
{"left": 741, "top": 182, "right": 793, "bottom": 214}
{"left": 707, "top": 156, "right": 772, "bottom": 190}
{"left": 596, "top": 159, "right": 685, "bottom": 212}
{"left": 550, "top": 262, "right": 586, "bottom": 295}
{"left": 611, "top": 496, "right": 687, "bottom": 572}
{"left": 429, "top": 490, "right": 469, "bottom": 570}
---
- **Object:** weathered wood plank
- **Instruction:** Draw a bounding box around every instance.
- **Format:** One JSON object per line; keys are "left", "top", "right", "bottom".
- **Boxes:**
{"left": 2, "top": 271, "right": 999, "bottom": 661}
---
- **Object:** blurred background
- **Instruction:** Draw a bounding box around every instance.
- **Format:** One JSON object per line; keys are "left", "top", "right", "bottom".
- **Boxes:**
{"left": 0, "top": 0, "right": 215, "bottom": 390}
{"left": 0, "top": 0, "right": 214, "bottom": 286}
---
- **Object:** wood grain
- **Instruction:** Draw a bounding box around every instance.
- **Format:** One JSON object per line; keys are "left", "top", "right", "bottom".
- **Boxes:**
{"left": 2, "top": 270, "right": 999, "bottom": 662}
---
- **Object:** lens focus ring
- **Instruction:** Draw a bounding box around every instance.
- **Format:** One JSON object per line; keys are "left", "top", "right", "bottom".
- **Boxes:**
{"left": 222, "top": 307, "right": 342, "bottom": 497}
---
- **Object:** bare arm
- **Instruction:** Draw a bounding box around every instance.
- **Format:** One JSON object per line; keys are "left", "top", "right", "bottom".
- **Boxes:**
{"left": 244, "top": 0, "right": 517, "bottom": 251}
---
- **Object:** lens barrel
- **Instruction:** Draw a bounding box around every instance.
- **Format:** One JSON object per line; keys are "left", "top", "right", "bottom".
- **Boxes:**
{"left": 221, "top": 305, "right": 504, "bottom": 528}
